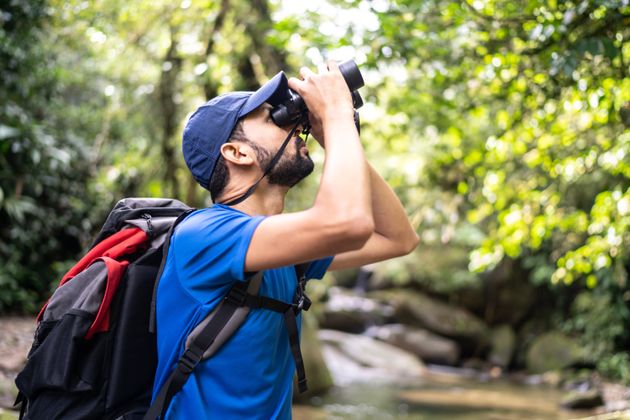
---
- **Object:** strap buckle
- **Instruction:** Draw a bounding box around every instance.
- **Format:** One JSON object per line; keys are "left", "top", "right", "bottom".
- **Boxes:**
{"left": 225, "top": 284, "right": 248, "bottom": 306}
{"left": 301, "top": 294, "right": 312, "bottom": 311}
{"left": 293, "top": 292, "right": 311, "bottom": 313}
{"left": 293, "top": 279, "right": 311, "bottom": 313}
{"left": 297, "top": 377, "right": 308, "bottom": 393}
{"left": 178, "top": 348, "right": 201, "bottom": 374}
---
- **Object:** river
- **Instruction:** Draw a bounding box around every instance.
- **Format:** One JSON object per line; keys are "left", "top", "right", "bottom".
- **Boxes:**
{"left": 294, "top": 368, "right": 595, "bottom": 419}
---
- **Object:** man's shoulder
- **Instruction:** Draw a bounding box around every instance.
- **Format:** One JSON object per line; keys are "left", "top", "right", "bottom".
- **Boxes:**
{"left": 172, "top": 204, "right": 265, "bottom": 252}
{"left": 186, "top": 204, "right": 246, "bottom": 220}
{"left": 177, "top": 205, "right": 254, "bottom": 232}
{"left": 165, "top": 204, "right": 268, "bottom": 289}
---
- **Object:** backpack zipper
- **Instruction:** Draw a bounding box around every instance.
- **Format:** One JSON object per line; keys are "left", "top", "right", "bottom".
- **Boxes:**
{"left": 141, "top": 213, "right": 154, "bottom": 238}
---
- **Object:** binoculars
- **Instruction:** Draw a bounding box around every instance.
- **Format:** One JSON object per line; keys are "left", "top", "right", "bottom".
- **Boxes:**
{"left": 270, "top": 60, "right": 365, "bottom": 133}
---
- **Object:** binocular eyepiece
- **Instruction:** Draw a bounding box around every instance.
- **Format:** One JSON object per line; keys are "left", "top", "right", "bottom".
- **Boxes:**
{"left": 271, "top": 60, "right": 365, "bottom": 132}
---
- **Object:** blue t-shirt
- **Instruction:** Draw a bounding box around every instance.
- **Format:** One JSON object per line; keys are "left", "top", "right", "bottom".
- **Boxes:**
{"left": 152, "top": 204, "right": 332, "bottom": 419}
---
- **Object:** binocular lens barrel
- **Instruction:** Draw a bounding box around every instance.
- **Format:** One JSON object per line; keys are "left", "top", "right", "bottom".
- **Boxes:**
{"left": 270, "top": 59, "right": 364, "bottom": 128}
{"left": 338, "top": 60, "right": 364, "bottom": 91}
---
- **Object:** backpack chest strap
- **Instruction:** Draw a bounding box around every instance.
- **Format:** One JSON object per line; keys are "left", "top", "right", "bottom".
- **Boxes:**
{"left": 229, "top": 282, "right": 310, "bottom": 393}
{"left": 145, "top": 272, "right": 312, "bottom": 420}
{"left": 233, "top": 287, "right": 311, "bottom": 313}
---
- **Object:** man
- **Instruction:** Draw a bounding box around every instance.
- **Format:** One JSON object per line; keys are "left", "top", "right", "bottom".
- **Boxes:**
{"left": 151, "top": 61, "right": 419, "bottom": 419}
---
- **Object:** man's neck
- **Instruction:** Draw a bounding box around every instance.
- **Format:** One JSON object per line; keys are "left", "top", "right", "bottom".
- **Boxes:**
{"left": 223, "top": 182, "right": 288, "bottom": 216}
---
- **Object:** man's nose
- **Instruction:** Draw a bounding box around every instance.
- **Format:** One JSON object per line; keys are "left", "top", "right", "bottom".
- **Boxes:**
{"left": 286, "top": 122, "right": 302, "bottom": 135}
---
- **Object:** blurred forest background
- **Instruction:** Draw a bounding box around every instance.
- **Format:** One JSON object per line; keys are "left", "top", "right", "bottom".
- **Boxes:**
{"left": 1, "top": 0, "right": 629, "bottom": 386}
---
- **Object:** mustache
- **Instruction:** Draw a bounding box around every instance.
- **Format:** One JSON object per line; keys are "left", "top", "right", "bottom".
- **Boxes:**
{"left": 294, "top": 136, "right": 306, "bottom": 149}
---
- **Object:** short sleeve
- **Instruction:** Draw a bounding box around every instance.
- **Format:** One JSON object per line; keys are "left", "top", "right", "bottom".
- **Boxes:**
{"left": 171, "top": 207, "right": 265, "bottom": 303}
{"left": 305, "top": 256, "right": 334, "bottom": 280}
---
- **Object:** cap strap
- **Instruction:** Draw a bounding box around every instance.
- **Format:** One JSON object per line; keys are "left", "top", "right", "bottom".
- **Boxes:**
{"left": 221, "top": 120, "right": 303, "bottom": 207}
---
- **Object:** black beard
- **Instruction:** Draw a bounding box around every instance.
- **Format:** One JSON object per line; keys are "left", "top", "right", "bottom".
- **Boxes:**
{"left": 266, "top": 137, "right": 314, "bottom": 187}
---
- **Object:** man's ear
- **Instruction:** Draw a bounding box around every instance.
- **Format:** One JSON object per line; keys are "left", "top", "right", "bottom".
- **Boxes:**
{"left": 220, "top": 142, "right": 256, "bottom": 167}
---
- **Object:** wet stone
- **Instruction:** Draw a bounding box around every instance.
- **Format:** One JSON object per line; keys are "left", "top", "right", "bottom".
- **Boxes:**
{"left": 561, "top": 389, "right": 604, "bottom": 409}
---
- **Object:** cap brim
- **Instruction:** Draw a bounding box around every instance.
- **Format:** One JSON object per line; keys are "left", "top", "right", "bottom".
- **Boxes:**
{"left": 238, "top": 72, "right": 288, "bottom": 117}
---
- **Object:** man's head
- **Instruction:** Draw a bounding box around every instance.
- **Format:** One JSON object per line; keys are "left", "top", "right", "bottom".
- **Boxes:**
{"left": 182, "top": 72, "right": 314, "bottom": 203}
{"left": 209, "top": 109, "right": 314, "bottom": 201}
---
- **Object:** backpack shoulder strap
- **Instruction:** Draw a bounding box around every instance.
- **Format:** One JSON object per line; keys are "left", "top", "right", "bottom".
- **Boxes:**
{"left": 295, "top": 262, "right": 310, "bottom": 281}
{"left": 148, "top": 209, "right": 195, "bottom": 333}
{"left": 146, "top": 263, "right": 316, "bottom": 419}
{"left": 144, "top": 272, "right": 264, "bottom": 420}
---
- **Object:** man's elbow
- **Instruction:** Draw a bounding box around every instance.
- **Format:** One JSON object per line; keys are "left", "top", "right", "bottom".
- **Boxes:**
{"left": 346, "top": 216, "right": 375, "bottom": 248}
{"left": 331, "top": 215, "right": 374, "bottom": 251}
{"left": 400, "top": 231, "right": 420, "bottom": 255}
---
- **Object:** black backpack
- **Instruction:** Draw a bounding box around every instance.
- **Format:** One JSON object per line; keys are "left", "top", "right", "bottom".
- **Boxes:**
{"left": 14, "top": 198, "right": 312, "bottom": 420}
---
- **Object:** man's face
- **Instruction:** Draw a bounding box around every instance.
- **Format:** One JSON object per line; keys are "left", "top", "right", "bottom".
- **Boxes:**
{"left": 241, "top": 103, "right": 314, "bottom": 188}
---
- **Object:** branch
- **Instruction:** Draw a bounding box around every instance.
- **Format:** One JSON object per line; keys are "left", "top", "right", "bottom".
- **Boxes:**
{"left": 204, "top": 0, "right": 230, "bottom": 59}
{"left": 462, "top": 0, "right": 533, "bottom": 25}
{"left": 201, "top": 0, "right": 230, "bottom": 99}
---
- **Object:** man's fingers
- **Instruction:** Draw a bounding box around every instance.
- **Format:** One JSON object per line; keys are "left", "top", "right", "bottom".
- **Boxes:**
{"left": 299, "top": 66, "right": 316, "bottom": 80}
{"left": 317, "top": 63, "right": 328, "bottom": 74}
{"left": 326, "top": 59, "right": 340, "bottom": 73}
{"left": 288, "top": 76, "right": 305, "bottom": 93}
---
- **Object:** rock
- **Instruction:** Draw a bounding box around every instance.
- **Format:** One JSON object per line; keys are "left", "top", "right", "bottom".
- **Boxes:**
{"left": 0, "top": 371, "right": 19, "bottom": 409}
{"left": 293, "top": 312, "right": 333, "bottom": 400}
{"left": 319, "top": 287, "right": 395, "bottom": 333}
{"left": 542, "top": 371, "right": 563, "bottom": 388}
{"left": 449, "top": 286, "right": 485, "bottom": 319}
{"left": 488, "top": 325, "right": 515, "bottom": 369}
{"left": 292, "top": 404, "right": 328, "bottom": 420}
{"left": 318, "top": 329, "right": 424, "bottom": 385}
{"left": 487, "top": 279, "right": 537, "bottom": 326}
{"left": 479, "top": 258, "right": 538, "bottom": 326}
{"left": 398, "top": 387, "right": 562, "bottom": 418}
{"left": 318, "top": 310, "right": 366, "bottom": 333}
{"left": 0, "top": 353, "right": 26, "bottom": 372}
{"left": 560, "top": 389, "right": 604, "bottom": 409}
{"left": 513, "top": 318, "right": 549, "bottom": 369}
{"left": 562, "top": 369, "right": 598, "bottom": 392}
{"left": 602, "top": 382, "right": 630, "bottom": 412}
{"left": 367, "top": 324, "right": 460, "bottom": 366}
{"left": 329, "top": 268, "right": 361, "bottom": 289}
{"left": 369, "top": 290, "right": 490, "bottom": 356}
{"left": 0, "top": 317, "right": 36, "bottom": 409}
{"left": 449, "top": 258, "right": 541, "bottom": 328}
{"left": 0, "top": 317, "right": 36, "bottom": 372}
{"left": 461, "top": 358, "right": 491, "bottom": 371}
{"left": 525, "top": 332, "right": 582, "bottom": 374}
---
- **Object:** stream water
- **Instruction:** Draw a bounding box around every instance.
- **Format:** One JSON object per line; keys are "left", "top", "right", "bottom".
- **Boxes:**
{"left": 294, "top": 368, "right": 594, "bottom": 420}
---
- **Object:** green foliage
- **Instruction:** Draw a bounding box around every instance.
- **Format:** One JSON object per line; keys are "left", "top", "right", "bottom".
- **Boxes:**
{"left": 563, "top": 288, "right": 630, "bottom": 383}
{"left": 1, "top": 0, "right": 295, "bottom": 312}
{"left": 1, "top": 0, "right": 629, "bottom": 382}
{"left": 286, "top": 0, "right": 629, "bottom": 283}
{"left": 0, "top": 0, "right": 99, "bottom": 312}
{"left": 285, "top": 0, "right": 629, "bottom": 378}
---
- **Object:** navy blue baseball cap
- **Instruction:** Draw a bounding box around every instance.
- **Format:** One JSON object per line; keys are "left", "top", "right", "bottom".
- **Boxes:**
{"left": 182, "top": 71, "right": 289, "bottom": 190}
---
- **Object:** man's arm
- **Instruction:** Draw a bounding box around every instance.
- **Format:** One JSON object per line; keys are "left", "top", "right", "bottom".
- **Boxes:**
{"left": 328, "top": 163, "right": 420, "bottom": 270}
{"left": 244, "top": 62, "right": 374, "bottom": 272}
{"left": 302, "top": 110, "right": 419, "bottom": 271}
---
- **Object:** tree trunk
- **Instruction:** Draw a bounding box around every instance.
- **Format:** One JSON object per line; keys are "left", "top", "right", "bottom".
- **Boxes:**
{"left": 185, "top": 0, "right": 231, "bottom": 207}
{"left": 248, "top": 0, "right": 288, "bottom": 74}
{"left": 157, "top": 27, "right": 182, "bottom": 199}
